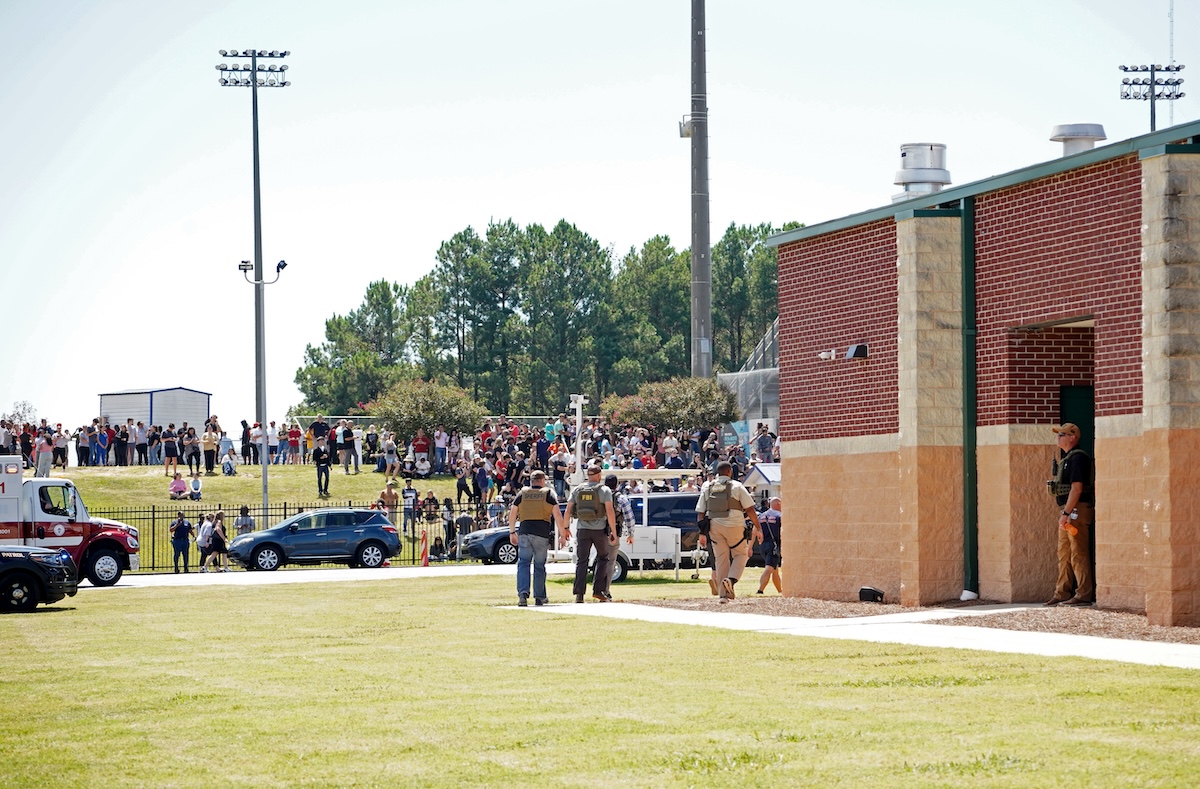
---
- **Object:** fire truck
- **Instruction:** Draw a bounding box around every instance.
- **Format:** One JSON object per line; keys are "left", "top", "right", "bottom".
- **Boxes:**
{"left": 0, "top": 458, "right": 139, "bottom": 586}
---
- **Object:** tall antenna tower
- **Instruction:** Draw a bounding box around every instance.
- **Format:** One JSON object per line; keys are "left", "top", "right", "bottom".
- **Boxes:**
{"left": 1169, "top": 0, "right": 1176, "bottom": 126}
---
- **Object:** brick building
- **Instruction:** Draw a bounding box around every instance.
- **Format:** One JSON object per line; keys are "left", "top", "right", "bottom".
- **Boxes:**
{"left": 768, "top": 122, "right": 1200, "bottom": 626}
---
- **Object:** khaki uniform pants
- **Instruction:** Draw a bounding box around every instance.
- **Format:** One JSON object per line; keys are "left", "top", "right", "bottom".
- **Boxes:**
{"left": 1055, "top": 503, "right": 1094, "bottom": 602}
{"left": 712, "top": 522, "right": 750, "bottom": 598}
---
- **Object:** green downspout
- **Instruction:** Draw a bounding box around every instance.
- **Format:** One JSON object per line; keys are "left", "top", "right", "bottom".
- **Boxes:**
{"left": 961, "top": 196, "right": 979, "bottom": 594}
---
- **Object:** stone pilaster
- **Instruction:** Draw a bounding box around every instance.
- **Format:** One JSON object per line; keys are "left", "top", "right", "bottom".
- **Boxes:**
{"left": 895, "top": 215, "right": 964, "bottom": 605}
{"left": 1141, "top": 151, "right": 1200, "bottom": 626}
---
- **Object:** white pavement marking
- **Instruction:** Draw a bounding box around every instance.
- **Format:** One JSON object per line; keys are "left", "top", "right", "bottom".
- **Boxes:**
{"left": 522, "top": 602, "right": 1200, "bottom": 671}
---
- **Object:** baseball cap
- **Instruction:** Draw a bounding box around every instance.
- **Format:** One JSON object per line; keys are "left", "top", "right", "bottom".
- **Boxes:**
{"left": 1052, "top": 423, "right": 1081, "bottom": 438}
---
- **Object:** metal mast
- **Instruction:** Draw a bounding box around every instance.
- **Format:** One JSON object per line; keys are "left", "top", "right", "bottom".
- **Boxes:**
{"left": 687, "top": 0, "right": 712, "bottom": 378}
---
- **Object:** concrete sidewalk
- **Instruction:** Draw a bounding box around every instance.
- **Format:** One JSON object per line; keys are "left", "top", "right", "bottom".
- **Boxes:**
{"left": 100, "top": 566, "right": 1200, "bottom": 670}
{"left": 526, "top": 602, "right": 1200, "bottom": 671}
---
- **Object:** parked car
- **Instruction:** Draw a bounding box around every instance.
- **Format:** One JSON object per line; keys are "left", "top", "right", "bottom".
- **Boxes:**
{"left": 0, "top": 545, "right": 78, "bottom": 612}
{"left": 227, "top": 509, "right": 400, "bottom": 571}
{"left": 462, "top": 525, "right": 517, "bottom": 565}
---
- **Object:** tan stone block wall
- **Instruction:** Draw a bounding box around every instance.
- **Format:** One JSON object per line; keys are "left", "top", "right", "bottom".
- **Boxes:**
{"left": 976, "top": 426, "right": 1057, "bottom": 603}
{"left": 1093, "top": 419, "right": 1146, "bottom": 612}
{"left": 780, "top": 445, "right": 901, "bottom": 602}
{"left": 1142, "top": 427, "right": 1200, "bottom": 626}
{"left": 898, "top": 445, "right": 964, "bottom": 605}
{"left": 1141, "top": 152, "right": 1200, "bottom": 625}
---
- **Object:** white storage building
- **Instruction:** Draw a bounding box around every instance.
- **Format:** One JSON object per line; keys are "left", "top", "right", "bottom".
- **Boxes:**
{"left": 97, "top": 387, "right": 211, "bottom": 428}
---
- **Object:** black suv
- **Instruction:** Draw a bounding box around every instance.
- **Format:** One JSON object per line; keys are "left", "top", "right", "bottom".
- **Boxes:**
{"left": 0, "top": 545, "right": 79, "bottom": 612}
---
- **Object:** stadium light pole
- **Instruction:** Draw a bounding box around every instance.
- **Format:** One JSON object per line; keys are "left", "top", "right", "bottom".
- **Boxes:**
{"left": 1119, "top": 63, "right": 1185, "bottom": 132}
{"left": 217, "top": 48, "right": 291, "bottom": 516}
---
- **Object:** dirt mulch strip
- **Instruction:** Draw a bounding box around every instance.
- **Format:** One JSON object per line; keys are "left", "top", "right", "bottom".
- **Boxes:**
{"left": 636, "top": 596, "right": 1200, "bottom": 646}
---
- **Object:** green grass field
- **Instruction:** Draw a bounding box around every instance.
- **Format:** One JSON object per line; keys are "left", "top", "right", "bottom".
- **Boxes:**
{"left": 2, "top": 572, "right": 1198, "bottom": 787}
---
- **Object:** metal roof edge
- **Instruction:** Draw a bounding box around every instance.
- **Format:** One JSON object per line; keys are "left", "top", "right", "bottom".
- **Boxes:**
{"left": 767, "top": 119, "right": 1200, "bottom": 248}
{"left": 98, "top": 387, "right": 214, "bottom": 397}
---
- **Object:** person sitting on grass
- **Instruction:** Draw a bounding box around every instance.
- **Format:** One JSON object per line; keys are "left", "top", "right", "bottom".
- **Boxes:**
{"left": 188, "top": 472, "right": 203, "bottom": 501}
{"left": 168, "top": 472, "right": 188, "bottom": 500}
{"left": 221, "top": 446, "right": 239, "bottom": 476}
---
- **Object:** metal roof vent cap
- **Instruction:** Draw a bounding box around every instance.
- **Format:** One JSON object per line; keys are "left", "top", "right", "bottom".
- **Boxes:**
{"left": 892, "top": 143, "right": 950, "bottom": 204}
{"left": 1050, "top": 124, "right": 1106, "bottom": 157}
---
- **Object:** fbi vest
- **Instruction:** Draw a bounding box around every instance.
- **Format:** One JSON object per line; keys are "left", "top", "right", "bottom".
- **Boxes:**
{"left": 517, "top": 486, "right": 554, "bottom": 522}
{"left": 574, "top": 483, "right": 606, "bottom": 520}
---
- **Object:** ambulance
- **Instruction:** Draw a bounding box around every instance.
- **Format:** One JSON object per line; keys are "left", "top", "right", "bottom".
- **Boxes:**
{"left": 0, "top": 459, "right": 139, "bottom": 586}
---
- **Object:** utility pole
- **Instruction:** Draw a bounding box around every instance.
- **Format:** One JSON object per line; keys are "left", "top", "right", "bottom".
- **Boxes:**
{"left": 680, "top": 0, "right": 712, "bottom": 379}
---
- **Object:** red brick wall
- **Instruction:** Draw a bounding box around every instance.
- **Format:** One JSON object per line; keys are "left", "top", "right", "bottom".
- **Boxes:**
{"left": 777, "top": 220, "right": 898, "bottom": 441}
{"left": 1006, "top": 328, "right": 1094, "bottom": 422}
{"left": 975, "top": 155, "right": 1142, "bottom": 424}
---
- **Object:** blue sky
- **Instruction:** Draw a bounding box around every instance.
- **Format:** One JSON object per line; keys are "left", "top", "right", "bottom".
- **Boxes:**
{"left": 0, "top": 0, "right": 1190, "bottom": 427}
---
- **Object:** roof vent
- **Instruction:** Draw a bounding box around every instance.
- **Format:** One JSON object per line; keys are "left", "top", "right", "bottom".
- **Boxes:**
{"left": 1050, "top": 124, "right": 1106, "bottom": 157}
{"left": 892, "top": 143, "right": 950, "bottom": 204}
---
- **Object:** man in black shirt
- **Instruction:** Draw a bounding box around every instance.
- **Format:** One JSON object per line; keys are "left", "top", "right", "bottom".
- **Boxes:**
{"left": 313, "top": 437, "right": 331, "bottom": 498}
{"left": 508, "top": 470, "right": 563, "bottom": 607}
{"left": 1046, "top": 423, "right": 1094, "bottom": 606}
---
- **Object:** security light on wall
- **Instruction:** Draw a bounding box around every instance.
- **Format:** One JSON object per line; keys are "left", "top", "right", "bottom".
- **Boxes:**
{"left": 817, "top": 349, "right": 836, "bottom": 361}
{"left": 846, "top": 344, "right": 869, "bottom": 359}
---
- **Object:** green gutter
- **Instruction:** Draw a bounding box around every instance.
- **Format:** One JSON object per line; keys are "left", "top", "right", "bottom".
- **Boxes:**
{"left": 767, "top": 118, "right": 1200, "bottom": 248}
{"left": 960, "top": 195, "right": 979, "bottom": 595}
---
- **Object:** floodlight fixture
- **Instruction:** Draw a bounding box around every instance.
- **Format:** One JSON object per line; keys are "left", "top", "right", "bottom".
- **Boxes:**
{"left": 1119, "top": 61, "right": 1186, "bottom": 131}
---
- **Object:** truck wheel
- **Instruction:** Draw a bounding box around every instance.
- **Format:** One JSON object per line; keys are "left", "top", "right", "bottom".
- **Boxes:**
{"left": 356, "top": 541, "right": 386, "bottom": 569}
{"left": 611, "top": 554, "right": 629, "bottom": 583}
{"left": 1, "top": 572, "right": 39, "bottom": 613}
{"left": 252, "top": 545, "right": 282, "bottom": 571}
{"left": 86, "top": 550, "right": 123, "bottom": 587}
{"left": 494, "top": 541, "right": 518, "bottom": 565}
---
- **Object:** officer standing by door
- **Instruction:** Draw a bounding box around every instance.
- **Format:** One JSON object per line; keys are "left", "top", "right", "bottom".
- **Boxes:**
{"left": 1045, "top": 423, "right": 1095, "bottom": 606}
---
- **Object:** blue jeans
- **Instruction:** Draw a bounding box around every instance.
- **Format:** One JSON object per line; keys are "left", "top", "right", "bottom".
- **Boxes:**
{"left": 435, "top": 446, "right": 447, "bottom": 474}
{"left": 516, "top": 533, "right": 549, "bottom": 601}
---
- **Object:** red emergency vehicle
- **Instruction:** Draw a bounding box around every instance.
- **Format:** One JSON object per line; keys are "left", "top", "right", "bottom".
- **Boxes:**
{"left": 0, "top": 459, "right": 139, "bottom": 586}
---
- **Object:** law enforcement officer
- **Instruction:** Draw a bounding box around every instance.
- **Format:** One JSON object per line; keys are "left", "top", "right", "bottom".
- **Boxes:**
{"left": 602, "top": 473, "right": 635, "bottom": 600}
{"left": 563, "top": 464, "right": 616, "bottom": 603}
{"left": 508, "top": 470, "right": 563, "bottom": 606}
{"left": 696, "top": 460, "right": 762, "bottom": 603}
{"left": 1045, "top": 423, "right": 1095, "bottom": 606}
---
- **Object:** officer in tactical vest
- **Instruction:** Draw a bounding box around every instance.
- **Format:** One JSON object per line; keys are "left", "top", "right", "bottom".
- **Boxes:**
{"left": 564, "top": 464, "right": 616, "bottom": 603}
{"left": 508, "top": 469, "right": 563, "bottom": 607}
{"left": 1045, "top": 423, "right": 1095, "bottom": 606}
{"left": 696, "top": 460, "right": 762, "bottom": 603}
{"left": 603, "top": 473, "right": 636, "bottom": 600}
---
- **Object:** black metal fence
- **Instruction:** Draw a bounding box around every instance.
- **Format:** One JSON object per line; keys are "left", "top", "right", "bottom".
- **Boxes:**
{"left": 92, "top": 500, "right": 509, "bottom": 573}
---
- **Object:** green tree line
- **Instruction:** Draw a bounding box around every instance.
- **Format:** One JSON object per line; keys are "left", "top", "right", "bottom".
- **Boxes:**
{"left": 294, "top": 218, "right": 798, "bottom": 416}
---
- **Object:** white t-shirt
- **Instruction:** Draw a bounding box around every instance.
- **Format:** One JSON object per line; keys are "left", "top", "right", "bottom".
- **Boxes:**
{"left": 434, "top": 429, "right": 448, "bottom": 450}
{"left": 267, "top": 426, "right": 279, "bottom": 446}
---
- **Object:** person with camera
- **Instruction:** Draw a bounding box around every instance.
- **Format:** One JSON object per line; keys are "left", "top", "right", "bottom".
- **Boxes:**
{"left": 696, "top": 460, "right": 762, "bottom": 603}
{"left": 1045, "top": 423, "right": 1094, "bottom": 607}
{"left": 756, "top": 496, "right": 783, "bottom": 595}
{"left": 169, "top": 511, "right": 194, "bottom": 573}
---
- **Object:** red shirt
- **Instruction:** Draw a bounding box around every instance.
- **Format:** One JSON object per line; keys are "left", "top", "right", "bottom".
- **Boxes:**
{"left": 412, "top": 435, "right": 431, "bottom": 454}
